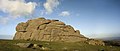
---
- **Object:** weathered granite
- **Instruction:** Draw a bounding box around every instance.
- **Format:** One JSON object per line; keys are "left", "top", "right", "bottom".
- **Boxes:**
{"left": 13, "top": 17, "right": 105, "bottom": 46}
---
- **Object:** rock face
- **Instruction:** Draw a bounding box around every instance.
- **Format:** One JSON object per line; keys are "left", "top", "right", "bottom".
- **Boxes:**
{"left": 13, "top": 17, "right": 105, "bottom": 46}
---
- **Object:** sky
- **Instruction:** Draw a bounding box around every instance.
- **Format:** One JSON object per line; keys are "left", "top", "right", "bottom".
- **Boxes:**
{"left": 0, "top": 0, "right": 120, "bottom": 39}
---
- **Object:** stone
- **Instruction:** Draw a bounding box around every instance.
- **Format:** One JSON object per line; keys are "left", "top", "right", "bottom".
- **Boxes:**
{"left": 42, "top": 20, "right": 51, "bottom": 24}
{"left": 16, "top": 22, "right": 28, "bottom": 32}
{"left": 32, "top": 44, "right": 39, "bottom": 48}
{"left": 50, "top": 21, "right": 65, "bottom": 25}
{"left": 16, "top": 43, "right": 33, "bottom": 48}
{"left": 75, "top": 30, "right": 85, "bottom": 38}
{"left": 30, "top": 30, "right": 40, "bottom": 41}
{"left": 16, "top": 43, "right": 43, "bottom": 49}
{"left": 13, "top": 32, "right": 25, "bottom": 40}
{"left": 13, "top": 17, "right": 105, "bottom": 46}
{"left": 42, "top": 47, "right": 51, "bottom": 50}
{"left": 38, "top": 17, "right": 45, "bottom": 20}
{"left": 38, "top": 24, "right": 47, "bottom": 30}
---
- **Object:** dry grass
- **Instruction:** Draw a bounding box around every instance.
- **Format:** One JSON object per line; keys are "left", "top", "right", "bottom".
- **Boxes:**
{"left": 0, "top": 40, "right": 120, "bottom": 51}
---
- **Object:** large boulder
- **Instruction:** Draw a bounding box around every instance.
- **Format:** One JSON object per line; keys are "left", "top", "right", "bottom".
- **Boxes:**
{"left": 16, "top": 43, "right": 33, "bottom": 48}
{"left": 13, "top": 17, "right": 105, "bottom": 46}
{"left": 15, "top": 43, "right": 43, "bottom": 49}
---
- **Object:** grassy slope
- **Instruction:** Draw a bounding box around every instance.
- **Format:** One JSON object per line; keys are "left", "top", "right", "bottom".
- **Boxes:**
{"left": 0, "top": 40, "right": 120, "bottom": 51}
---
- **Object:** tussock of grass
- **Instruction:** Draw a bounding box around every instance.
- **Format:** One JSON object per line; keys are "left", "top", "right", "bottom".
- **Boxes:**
{"left": 0, "top": 40, "right": 120, "bottom": 51}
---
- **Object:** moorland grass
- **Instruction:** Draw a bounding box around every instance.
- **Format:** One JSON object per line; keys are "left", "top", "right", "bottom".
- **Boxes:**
{"left": 0, "top": 40, "right": 120, "bottom": 51}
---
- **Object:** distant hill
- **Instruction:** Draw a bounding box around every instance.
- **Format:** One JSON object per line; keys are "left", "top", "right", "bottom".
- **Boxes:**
{"left": 93, "top": 37, "right": 120, "bottom": 41}
{"left": 102, "top": 37, "right": 120, "bottom": 41}
{"left": 0, "top": 35, "right": 13, "bottom": 40}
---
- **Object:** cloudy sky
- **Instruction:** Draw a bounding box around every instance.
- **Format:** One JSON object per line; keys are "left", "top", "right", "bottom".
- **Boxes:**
{"left": 0, "top": 0, "right": 120, "bottom": 39}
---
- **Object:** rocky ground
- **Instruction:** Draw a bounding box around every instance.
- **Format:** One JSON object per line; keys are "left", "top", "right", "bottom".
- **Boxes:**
{"left": 0, "top": 39, "right": 120, "bottom": 51}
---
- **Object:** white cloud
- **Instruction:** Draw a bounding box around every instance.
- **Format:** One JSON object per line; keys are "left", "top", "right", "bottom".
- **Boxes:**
{"left": 0, "top": 17, "right": 9, "bottom": 24}
{"left": 59, "top": 11, "right": 70, "bottom": 17}
{"left": 44, "top": 0, "right": 59, "bottom": 14}
{"left": 0, "top": 0, "right": 37, "bottom": 17}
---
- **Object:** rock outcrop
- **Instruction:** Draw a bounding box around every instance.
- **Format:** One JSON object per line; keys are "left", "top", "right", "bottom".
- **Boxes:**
{"left": 13, "top": 17, "right": 105, "bottom": 46}
{"left": 16, "top": 43, "right": 33, "bottom": 48}
{"left": 87, "top": 39, "right": 105, "bottom": 46}
{"left": 15, "top": 43, "right": 44, "bottom": 49}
